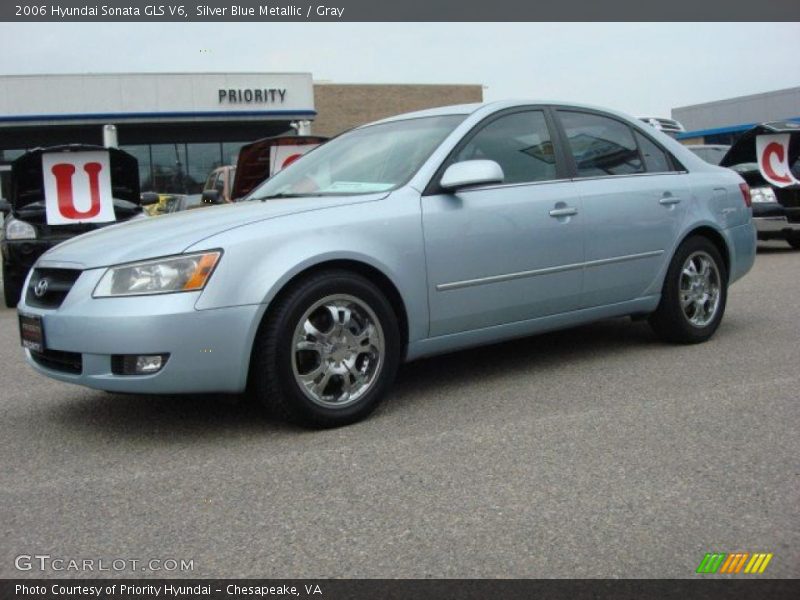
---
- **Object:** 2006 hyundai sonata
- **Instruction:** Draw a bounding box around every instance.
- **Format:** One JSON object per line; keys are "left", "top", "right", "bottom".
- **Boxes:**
{"left": 18, "top": 101, "right": 756, "bottom": 427}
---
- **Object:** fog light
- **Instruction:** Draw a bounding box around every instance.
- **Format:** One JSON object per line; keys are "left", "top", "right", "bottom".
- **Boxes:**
{"left": 111, "top": 353, "right": 169, "bottom": 375}
{"left": 136, "top": 355, "right": 165, "bottom": 374}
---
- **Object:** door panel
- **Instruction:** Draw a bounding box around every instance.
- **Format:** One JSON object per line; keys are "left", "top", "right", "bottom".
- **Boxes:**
{"left": 423, "top": 182, "right": 583, "bottom": 337}
{"left": 554, "top": 109, "right": 688, "bottom": 308}
{"left": 574, "top": 175, "right": 689, "bottom": 307}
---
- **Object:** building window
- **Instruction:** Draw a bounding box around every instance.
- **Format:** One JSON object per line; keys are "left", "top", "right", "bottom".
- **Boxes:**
{"left": 120, "top": 145, "right": 153, "bottom": 191}
{"left": 151, "top": 143, "right": 189, "bottom": 194}
{"left": 0, "top": 149, "right": 26, "bottom": 163}
{"left": 222, "top": 142, "right": 249, "bottom": 166}
{"left": 186, "top": 143, "right": 223, "bottom": 194}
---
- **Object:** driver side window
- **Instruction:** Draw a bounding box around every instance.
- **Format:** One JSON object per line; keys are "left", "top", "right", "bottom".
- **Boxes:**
{"left": 455, "top": 111, "right": 558, "bottom": 184}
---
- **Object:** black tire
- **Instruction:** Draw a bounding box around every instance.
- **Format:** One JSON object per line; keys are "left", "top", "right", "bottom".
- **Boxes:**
{"left": 2, "top": 263, "right": 23, "bottom": 308}
{"left": 787, "top": 233, "right": 800, "bottom": 250}
{"left": 250, "top": 270, "right": 401, "bottom": 428}
{"left": 649, "top": 236, "right": 728, "bottom": 344}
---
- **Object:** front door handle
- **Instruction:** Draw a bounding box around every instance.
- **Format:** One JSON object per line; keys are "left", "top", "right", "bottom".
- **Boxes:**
{"left": 659, "top": 196, "right": 681, "bottom": 206}
{"left": 549, "top": 207, "right": 578, "bottom": 217}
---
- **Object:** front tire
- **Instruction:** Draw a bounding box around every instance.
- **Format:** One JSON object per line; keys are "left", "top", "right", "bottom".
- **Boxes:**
{"left": 251, "top": 270, "right": 401, "bottom": 428}
{"left": 787, "top": 233, "right": 800, "bottom": 250}
{"left": 649, "top": 236, "right": 728, "bottom": 344}
{"left": 2, "top": 263, "right": 24, "bottom": 308}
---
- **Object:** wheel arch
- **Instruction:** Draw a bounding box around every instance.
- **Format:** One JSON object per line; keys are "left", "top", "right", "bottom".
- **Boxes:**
{"left": 676, "top": 225, "right": 731, "bottom": 277}
{"left": 253, "top": 257, "right": 410, "bottom": 359}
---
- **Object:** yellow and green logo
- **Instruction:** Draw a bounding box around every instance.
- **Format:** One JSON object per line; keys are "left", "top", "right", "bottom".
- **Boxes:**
{"left": 696, "top": 552, "right": 773, "bottom": 574}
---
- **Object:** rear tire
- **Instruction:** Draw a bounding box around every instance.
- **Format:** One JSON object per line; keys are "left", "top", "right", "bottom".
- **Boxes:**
{"left": 649, "top": 236, "right": 728, "bottom": 344}
{"left": 2, "top": 263, "right": 23, "bottom": 308}
{"left": 251, "top": 270, "right": 401, "bottom": 428}
{"left": 787, "top": 233, "right": 800, "bottom": 250}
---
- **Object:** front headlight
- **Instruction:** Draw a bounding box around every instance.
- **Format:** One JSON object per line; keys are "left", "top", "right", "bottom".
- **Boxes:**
{"left": 5, "top": 218, "right": 37, "bottom": 240}
{"left": 93, "top": 251, "right": 222, "bottom": 298}
{"left": 751, "top": 186, "right": 777, "bottom": 203}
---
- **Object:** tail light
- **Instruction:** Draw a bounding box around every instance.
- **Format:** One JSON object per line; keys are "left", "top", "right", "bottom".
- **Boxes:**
{"left": 739, "top": 182, "right": 752, "bottom": 208}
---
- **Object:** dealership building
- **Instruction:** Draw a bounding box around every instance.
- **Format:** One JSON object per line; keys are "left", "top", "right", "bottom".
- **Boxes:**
{"left": 673, "top": 86, "right": 800, "bottom": 145}
{"left": 0, "top": 72, "right": 482, "bottom": 197}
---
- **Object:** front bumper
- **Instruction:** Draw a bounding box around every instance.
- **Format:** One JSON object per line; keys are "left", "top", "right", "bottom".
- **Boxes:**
{"left": 18, "top": 266, "right": 262, "bottom": 394}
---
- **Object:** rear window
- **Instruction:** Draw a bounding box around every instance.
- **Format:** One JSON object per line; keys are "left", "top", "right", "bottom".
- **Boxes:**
{"left": 635, "top": 131, "right": 674, "bottom": 173}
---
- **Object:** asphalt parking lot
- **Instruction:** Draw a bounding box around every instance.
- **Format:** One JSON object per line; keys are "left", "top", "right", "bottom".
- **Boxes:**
{"left": 1, "top": 244, "right": 798, "bottom": 579}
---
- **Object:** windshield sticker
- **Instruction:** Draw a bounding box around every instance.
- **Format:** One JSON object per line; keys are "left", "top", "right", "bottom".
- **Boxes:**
{"left": 756, "top": 134, "right": 800, "bottom": 188}
{"left": 42, "top": 150, "right": 117, "bottom": 225}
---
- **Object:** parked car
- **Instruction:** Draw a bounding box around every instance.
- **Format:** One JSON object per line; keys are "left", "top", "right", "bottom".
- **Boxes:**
{"left": 17, "top": 101, "right": 755, "bottom": 427}
{"left": 638, "top": 117, "right": 686, "bottom": 137}
{"left": 718, "top": 121, "right": 800, "bottom": 249}
{"left": 202, "top": 166, "right": 236, "bottom": 204}
{"left": 686, "top": 144, "right": 731, "bottom": 166}
{"left": 1, "top": 145, "right": 149, "bottom": 308}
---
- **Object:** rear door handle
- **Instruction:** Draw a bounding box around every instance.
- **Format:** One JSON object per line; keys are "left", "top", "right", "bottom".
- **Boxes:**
{"left": 659, "top": 196, "right": 681, "bottom": 206}
{"left": 549, "top": 207, "right": 578, "bottom": 217}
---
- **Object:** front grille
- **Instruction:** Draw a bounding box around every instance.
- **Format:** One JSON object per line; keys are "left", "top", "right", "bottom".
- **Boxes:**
{"left": 25, "top": 268, "right": 81, "bottom": 309}
{"left": 29, "top": 348, "right": 82, "bottom": 374}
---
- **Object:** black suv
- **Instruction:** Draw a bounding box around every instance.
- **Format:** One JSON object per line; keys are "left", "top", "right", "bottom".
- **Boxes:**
{"left": 1, "top": 145, "right": 145, "bottom": 307}
{"left": 719, "top": 121, "right": 800, "bottom": 249}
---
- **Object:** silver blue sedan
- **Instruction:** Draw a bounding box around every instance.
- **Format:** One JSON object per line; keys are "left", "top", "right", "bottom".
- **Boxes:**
{"left": 18, "top": 101, "right": 756, "bottom": 427}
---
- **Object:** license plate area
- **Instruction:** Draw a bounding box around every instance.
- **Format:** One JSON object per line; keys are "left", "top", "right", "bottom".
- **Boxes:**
{"left": 19, "top": 313, "right": 45, "bottom": 352}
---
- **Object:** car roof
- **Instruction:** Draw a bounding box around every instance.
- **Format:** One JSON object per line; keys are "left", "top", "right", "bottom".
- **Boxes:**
{"left": 362, "top": 100, "right": 636, "bottom": 128}
{"left": 364, "top": 103, "right": 483, "bottom": 124}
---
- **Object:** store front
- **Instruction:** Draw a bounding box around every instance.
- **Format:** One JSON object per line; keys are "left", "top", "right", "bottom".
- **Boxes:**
{"left": 0, "top": 72, "right": 316, "bottom": 195}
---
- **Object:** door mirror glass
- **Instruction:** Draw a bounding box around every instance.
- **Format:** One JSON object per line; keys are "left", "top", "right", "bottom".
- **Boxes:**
{"left": 440, "top": 160, "right": 504, "bottom": 191}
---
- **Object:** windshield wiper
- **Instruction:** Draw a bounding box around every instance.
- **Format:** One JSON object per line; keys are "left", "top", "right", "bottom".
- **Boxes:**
{"left": 256, "top": 192, "right": 322, "bottom": 202}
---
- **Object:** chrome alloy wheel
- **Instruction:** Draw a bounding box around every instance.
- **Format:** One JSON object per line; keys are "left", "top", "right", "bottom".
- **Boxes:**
{"left": 679, "top": 251, "right": 721, "bottom": 328}
{"left": 291, "top": 294, "right": 385, "bottom": 408}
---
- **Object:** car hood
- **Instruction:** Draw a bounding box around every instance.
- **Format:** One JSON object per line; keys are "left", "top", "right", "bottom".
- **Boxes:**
{"left": 37, "top": 193, "right": 388, "bottom": 269}
{"left": 10, "top": 144, "right": 141, "bottom": 212}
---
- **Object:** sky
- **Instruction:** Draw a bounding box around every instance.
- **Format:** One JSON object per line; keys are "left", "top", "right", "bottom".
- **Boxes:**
{"left": 1, "top": 22, "right": 798, "bottom": 117}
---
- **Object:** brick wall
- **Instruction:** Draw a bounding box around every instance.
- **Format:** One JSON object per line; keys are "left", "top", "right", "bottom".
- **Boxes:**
{"left": 311, "top": 84, "right": 483, "bottom": 137}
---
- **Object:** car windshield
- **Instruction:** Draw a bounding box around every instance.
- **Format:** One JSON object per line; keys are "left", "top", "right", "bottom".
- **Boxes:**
{"left": 248, "top": 115, "right": 466, "bottom": 199}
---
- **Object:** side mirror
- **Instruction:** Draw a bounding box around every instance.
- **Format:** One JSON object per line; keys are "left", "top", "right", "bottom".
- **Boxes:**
{"left": 0, "top": 198, "right": 10, "bottom": 214}
{"left": 140, "top": 192, "right": 160, "bottom": 206}
{"left": 201, "top": 189, "right": 223, "bottom": 205}
{"left": 440, "top": 160, "right": 504, "bottom": 191}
